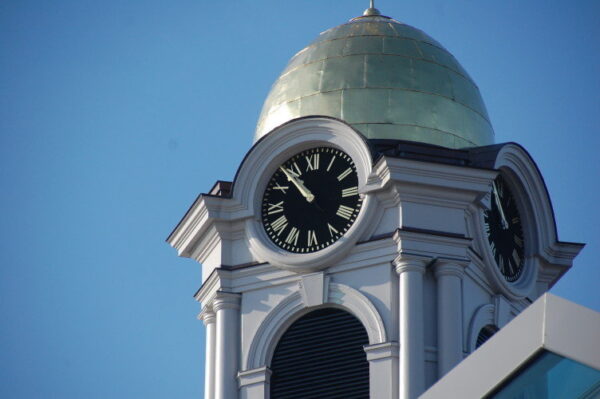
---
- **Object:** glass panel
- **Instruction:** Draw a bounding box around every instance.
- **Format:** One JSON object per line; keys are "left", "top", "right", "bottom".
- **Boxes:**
{"left": 490, "top": 351, "right": 600, "bottom": 399}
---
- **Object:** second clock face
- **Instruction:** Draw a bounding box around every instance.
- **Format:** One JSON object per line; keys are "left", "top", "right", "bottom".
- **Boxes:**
{"left": 261, "top": 147, "right": 363, "bottom": 253}
{"left": 483, "top": 175, "right": 525, "bottom": 282}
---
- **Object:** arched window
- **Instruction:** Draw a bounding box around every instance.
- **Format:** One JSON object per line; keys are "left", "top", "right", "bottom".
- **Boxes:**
{"left": 476, "top": 324, "right": 500, "bottom": 349}
{"left": 270, "top": 307, "right": 369, "bottom": 399}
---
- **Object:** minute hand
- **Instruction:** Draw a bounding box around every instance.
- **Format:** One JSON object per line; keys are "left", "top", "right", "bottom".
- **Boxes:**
{"left": 492, "top": 181, "right": 509, "bottom": 230}
{"left": 280, "top": 167, "right": 315, "bottom": 203}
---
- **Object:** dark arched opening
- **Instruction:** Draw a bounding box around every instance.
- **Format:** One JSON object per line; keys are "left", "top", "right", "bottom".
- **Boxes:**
{"left": 476, "top": 324, "right": 500, "bottom": 348}
{"left": 270, "top": 307, "right": 370, "bottom": 399}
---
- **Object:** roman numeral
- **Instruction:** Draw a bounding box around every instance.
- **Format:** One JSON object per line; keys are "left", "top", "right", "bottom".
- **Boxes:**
{"left": 285, "top": 162, "right": 302, "bottom": 177}
{"left": 341, "top": 186, "right": 358, "bottom": 197}
{"left": 273, "top": 184, "right": 289, "bottom": 194}
{"left": 512, "top": 249, "right": 520, "bottom": 267}
{"left": 336, "top": 205, "right": 354, "bottom": 220}
{"left": 327, "top": 223, "right": 339, "bottom": 237}
{"left": 337, "top": 168, "right": 352, "bottom": 181}
{"left": 512, "top": 216, "right": 520, "bottom": 225}
{"left": 514, "top": 235, "right": 523, "bottom": 248}
{"left": 307, "top": 230, "right": 318, "bottom": 246}
{"left": 285, "top": 227, "right": 299, "bottom": 246}
{"left": 327, "top": 156, "right": 336, "bottom": 171}
{"left": 267, "top": 201, "right": 284, "bottom": 215}
{"left": 305, "top": 154, "right": 320, "bottom": 171}
{"left": 271, "top": 215, "right": 288, "bottom": 236}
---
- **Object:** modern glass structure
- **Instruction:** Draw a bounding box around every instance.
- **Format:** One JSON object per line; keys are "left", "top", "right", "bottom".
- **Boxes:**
{"left": 421, "top": 294, "right": 600, "bottom": 399}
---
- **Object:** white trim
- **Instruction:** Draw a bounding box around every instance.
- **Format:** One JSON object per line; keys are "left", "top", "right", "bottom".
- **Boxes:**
{"left": 240, "top": 117, "right": 378, "bottom": 272}
{"left": 244, "top": 281, "right": 387, "bottom": 370}
{"left": 467, "top": 303, "right": 496, "bottom": 353}
{"left": 422, "top": 294, "right": 600, "bottom": 398}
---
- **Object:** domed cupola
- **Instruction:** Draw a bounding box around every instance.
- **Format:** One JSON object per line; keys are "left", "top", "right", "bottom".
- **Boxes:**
{"left": 255, "top": 5, "right": 494, "bottom": 149}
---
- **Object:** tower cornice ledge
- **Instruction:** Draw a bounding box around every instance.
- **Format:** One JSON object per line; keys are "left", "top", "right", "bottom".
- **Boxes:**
{"left": 393, "top": 228, "right": 472, "bottom": 262}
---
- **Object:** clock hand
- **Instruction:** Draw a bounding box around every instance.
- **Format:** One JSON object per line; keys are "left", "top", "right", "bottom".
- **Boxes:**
{"left": 492, "top": 180, "right": 509, "bottom": 230}
{"left": 279, "top": 167, "right": 315, "bottom": 203}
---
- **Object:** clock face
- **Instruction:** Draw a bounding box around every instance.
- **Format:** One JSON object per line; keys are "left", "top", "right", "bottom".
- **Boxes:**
{"left": 261, "top": 147, "right": 363, "bottom": 253}
{"left": 483, "top": 175, "right": 525, "bottom": 282}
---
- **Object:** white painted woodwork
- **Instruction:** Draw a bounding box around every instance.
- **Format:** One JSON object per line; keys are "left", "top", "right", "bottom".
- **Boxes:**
{"left": 166, "top": 117, "right": 584, "bottom": 399}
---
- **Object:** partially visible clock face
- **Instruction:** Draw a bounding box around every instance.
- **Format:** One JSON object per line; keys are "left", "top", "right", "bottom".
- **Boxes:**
{"left": 483, "top": 175, "right": 525, "bottom": 282}
{"left": 261, "top": 147, "right": 363, "bottom": 253}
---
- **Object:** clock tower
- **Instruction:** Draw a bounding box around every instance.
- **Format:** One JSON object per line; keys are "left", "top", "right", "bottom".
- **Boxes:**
{"left": 167, "top": 5, "right": 583, "bottom": 399}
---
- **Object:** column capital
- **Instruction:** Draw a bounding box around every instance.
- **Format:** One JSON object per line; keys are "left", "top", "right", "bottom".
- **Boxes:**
{"left": 212, "top": 291, "right": 241, "bottom": 312}
{"left": 393, "top": 254, "right": 429, "bottom": 275}
{"left": 198, "top": 307, "right": 216, "bottom": 325}
{"left": 434, "top": 261, "right": 467, "bottom": 279}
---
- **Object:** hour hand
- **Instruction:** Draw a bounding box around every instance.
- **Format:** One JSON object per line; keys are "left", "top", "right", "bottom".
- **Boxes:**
{"left": 279, "top": 167, "right": 315, "bottom": 203}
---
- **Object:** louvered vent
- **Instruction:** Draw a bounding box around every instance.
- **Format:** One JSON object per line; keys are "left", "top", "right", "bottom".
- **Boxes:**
{"left": 476, "top": 324, "right": 499, "bottom": 348}
{"left": 270, "top": 308, "right": 369, "bottom": 399}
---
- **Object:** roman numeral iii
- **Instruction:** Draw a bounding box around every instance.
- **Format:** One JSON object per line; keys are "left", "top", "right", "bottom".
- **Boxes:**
{"left": 336, "top": 205, "right": 354, "bottom": 219}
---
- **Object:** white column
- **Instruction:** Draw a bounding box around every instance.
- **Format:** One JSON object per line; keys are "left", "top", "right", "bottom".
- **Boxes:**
{"left": 434, "top": 262, "right": 465, "bottom": 378}
{"left": 213, "top": 292, "right": 241, "bottom": 399}
{"left": 394, "top": 257, "right": 427, "bottom": 399}
{"left": 200, "top": 307, "right": 216, "bottom": 399}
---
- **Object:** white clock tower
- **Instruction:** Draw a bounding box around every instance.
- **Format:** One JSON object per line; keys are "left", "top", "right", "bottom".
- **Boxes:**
{"left": 167, "top": 5, "right": 583, "bottom": 399}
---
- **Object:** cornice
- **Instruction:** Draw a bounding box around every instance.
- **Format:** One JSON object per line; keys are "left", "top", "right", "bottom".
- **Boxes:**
{"left": 364, "top": 156, "right": 497, "bottom": 196}
{"left": 393, "top": 227, "right": 472, "bottom": 262}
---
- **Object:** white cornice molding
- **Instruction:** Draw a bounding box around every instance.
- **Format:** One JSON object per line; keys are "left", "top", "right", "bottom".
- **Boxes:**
{"left": 365, "top": 156, "right": 497, "bottom": 198}
{"left": 393, "top": 228, "right": 472, "bottom": 262}
{"left": 244, "top": 281, "right": 387, "bottom": 370}
{"left": 194, "top": 268, "right": 234, "bottom": 306}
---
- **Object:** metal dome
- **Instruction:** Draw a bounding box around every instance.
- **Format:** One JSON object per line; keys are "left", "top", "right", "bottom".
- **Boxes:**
{"left": 255, "top": 12, "right": 494, "bottom": 148}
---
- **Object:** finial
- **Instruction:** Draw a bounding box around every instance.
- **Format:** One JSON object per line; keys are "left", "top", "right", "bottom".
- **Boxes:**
{"left": 363, "top": 0, "right": 381, "bottom": 16}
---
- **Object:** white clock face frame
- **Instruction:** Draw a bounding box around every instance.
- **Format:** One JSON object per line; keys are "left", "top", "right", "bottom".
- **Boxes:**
{"left": 475, "top": 166, "right": 539, "bottom": 300}
{"left": 238, "top": 118, "right": 377, "bottom": 272}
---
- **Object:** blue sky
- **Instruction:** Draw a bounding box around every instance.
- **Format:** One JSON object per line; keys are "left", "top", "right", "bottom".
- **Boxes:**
{"left": 1, "top": 1, "right": 599, "bottom": 397}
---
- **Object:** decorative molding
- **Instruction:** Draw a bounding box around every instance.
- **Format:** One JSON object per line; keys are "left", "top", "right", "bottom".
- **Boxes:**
{"left": 467, "top": 303, "right": 496, "bottom": 353}
{"left": 212, "top": 292, "right": 241, "bottom": 312}
{"left": 298, "top": 272, "right": 329, "bottom": 308}
{"left": 237, "top": 366, "right": 272, "bottom": 388}
{"left": 434, "top": 261, "right": 467, "bottom": 280}
{"left": 393, "top": 257, "right": 428, "bottom": 275}
{"left": 244, "top": 281, "right": 387, "bottom": 370}
{"left": 393, "top": 228, "right": 472, "bottom": 264}
{"left": 198, "top": 307, "right": 215, "bottom": 325}
{"left": 364, "top": 341, "right": 399, "bottom": 361}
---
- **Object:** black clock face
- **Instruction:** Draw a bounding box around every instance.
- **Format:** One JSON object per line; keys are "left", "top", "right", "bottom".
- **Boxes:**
{"left": 483, "top": 175, "right": 525, "bottom": 282}
{"left": 261, "top": 147, "right": 363, "bottom": 253}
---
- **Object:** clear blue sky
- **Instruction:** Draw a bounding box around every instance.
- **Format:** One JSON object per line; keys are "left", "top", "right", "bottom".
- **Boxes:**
{"left": 1, "top": 1, "right": 598, "bottom": 397}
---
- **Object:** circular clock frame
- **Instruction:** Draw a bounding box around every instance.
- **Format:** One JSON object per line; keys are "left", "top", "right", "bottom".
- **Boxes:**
{"left": 241, "top": 117, "right": 377, "bottom": 273}
{"left": 477, "top": 170, "right": 537, "bottom": 299}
